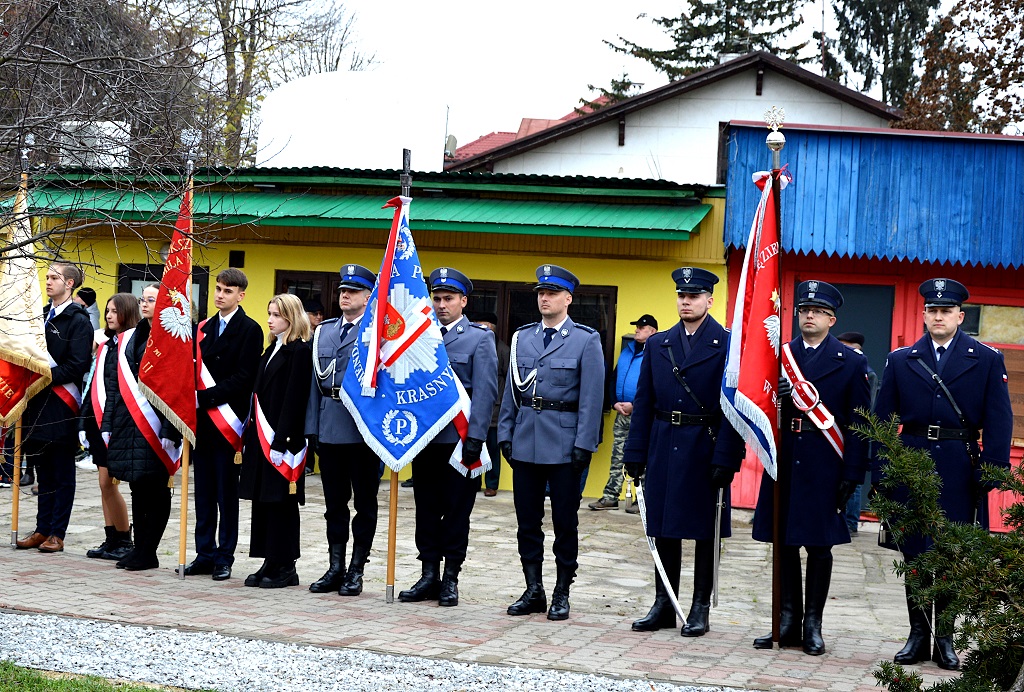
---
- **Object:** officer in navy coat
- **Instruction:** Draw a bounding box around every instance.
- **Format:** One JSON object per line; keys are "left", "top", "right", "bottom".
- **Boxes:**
{"left": 304, "top": 264, "right": 380, "bottom": 597}
{"left": 752, "top": 280, "right": 871, "bottom": 656}
{"left": 497, "top": 264, "right": 605, "bottom": 621}
{"left": 398, "top": 267, "right": 498, "bottom": 607}
{"left": 623, "top": 267, "right": 745, "bottom": 637}
{"left": 874, "top": 278, "right": 1012, "bottom": 671}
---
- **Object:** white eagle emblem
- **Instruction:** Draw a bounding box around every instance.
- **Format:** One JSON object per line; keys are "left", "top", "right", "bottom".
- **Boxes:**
{"left": 808, "top": 280, "right": 819, "bottom": 292}
{"left": 682, "top": 267, "right": 692, "bottom": 282}
{"left": 764, "top": 314, "right": 781, "bottom": 356}
{"left": 543, "top": 265, "right": 551, "bottom": 276}
{"left": 159, "top": 289, "right": 192, "bottom": 342}
{"left": 347, "top": 265, "right": 355, "bottom": 275}
{"left": 934, "top": 279, "right": 946, "bottom": 291}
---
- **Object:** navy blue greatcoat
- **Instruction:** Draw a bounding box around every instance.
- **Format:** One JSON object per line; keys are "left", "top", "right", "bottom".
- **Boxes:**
{"left": 873, "top": 330, "right": 1012, "bottom": 557}
{"left": 623, "top": 316, "right": 745, "bottom": 541}
{"left": 753, "top": 334, "right": 871, "bottom": 547}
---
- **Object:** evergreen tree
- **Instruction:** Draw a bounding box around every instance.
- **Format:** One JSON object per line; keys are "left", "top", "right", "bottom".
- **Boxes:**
{"left": 606, "top": 1, "right": 812, "bottom": 80}
{"left": 859, "top": 412, "right": 1024, "bottom": 692}
{"left": 575, "top": 73, "right": 641, "bottom": 116}
{"left": 832, "top": 0, "right": 938, "bottom": 109}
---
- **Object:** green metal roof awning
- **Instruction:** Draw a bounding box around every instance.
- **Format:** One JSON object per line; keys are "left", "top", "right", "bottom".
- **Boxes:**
{"left": 27, "top": 190, "right": 711, "bottom": 240}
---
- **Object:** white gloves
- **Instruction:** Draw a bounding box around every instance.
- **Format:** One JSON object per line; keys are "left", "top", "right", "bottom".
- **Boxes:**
{"left": 270, "top": 449, "right": 285, "bottom": 467}
{"left": 79, "top": 430, "right": 89, "bottom": 449}
{"left": 101, "top": 431, "right": 111, "bottom": 445}
{"left": 160, "top": 438, "right": 179, "bottom": 454}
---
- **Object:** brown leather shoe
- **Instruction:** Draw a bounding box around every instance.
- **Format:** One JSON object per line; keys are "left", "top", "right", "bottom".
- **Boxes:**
{"left": 483, "top": 488, "right": 497, "bottom": 497}
{"left": 38, "top": 535, "right": 64, "bottom": 553}
{"left": 16, "top": 532, "right": 47, "bottom": 549}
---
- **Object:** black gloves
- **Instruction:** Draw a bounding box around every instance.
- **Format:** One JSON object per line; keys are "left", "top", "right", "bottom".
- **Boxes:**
{"left": 836, "top": 479, "right": 858, "bottom": 513}
{"left": 709, "top": 466, "right": 736, "bottom": 490}
{"left": 778, "top": 377, "right": 793, "bottom": 397}
{"left": 462, "top": 437, "right": 484, "bottom": 468}
{"left": 305, "top": 436, "right": 318, "bottom": 454}
{"left": 624, "top": 462, "right": 646, "bottom": 480}
{"left": 499, "top": 441, "right": 513, "bottom": 462}
{"left": 571, "top": 447, "right": 592, "bottom": 473}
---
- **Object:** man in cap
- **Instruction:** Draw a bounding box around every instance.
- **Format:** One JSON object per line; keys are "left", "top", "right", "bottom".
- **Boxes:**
{"left": 874, "top": 278, "right": 1012, "bottom": 670}
{"left": 835, "top": 331, "right": 878, "bottom": 534}
{"left": 498, "top": 264, "right": 605, "bottom": 621}
{"left": 398, "top": 267, "right": 497, "bottom": 607}
{"left": 589, "top": 314, "right": 658, "bottom": 513}
{"left": 623, "top": 268, "right": 744, "bottom": 636}
{"left": 304, "top": 298, "right": 325, "bottom": 330}
{"left": 305, "top": 264, "right": 381, "bottom": 596}
{"left": 751, "top": 280, "right": 871, "bottom": 655}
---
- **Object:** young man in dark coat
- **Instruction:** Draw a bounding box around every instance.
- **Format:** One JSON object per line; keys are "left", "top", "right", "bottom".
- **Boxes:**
{"left": 16, "top": 262, "right": 93, "bottom": 553}
{"left": 751, "top": 280, "right": 871, "bottom": 656}
{"left": 624, "top": 267, "right": 745, "bottom": 637}
{"left": 874, "top": 278, "right": 1012, "bottom": 671}
{"left": 181, "top": 268, "right": 264, "bottom": 581}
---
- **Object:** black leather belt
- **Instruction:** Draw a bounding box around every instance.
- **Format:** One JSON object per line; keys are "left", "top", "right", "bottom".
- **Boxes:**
{"left": 655, "top": 410, "right": 717, "bottom": 426}
{"left": 791, "top": 416, "right": 809, "bottom": 433}
{"left": 325, "top": 386, "right": 343, "bottom": 401}
{"left": 529, "top": 397, "right": 578, "bottom": 412}
{"left": 902, "top": 423, "right": 979, "bottom": 441}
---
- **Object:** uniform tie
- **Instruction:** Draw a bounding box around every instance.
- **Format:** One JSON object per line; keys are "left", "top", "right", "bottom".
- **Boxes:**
{"left": 805, "top": 345, "right": 816, "bottom": 355}
{"left": 218, "top": 317, "right": 227, "bottom": 336}
{"left": 440, "top": 326, "right": 448, "bottom": 336}
{"left": 543, "top": 327, "right": 556, "bottom": 347}
{"left": 46, "top": 307, "right": 55, "bottom": 323}
{"left": 340, "top": 322, "right": 353, "bottom": 341}
{"left": 936, "top": 345, "right": 946, "bottom": 362}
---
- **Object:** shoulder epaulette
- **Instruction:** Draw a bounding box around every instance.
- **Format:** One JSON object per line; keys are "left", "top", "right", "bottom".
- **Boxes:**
{"left": 573, "top": 323, "right": 596, "bottom": 334}
{"left": 892, "top": 345, "right": 910, "bottom": 352}
{"left": 983, "top": 343, "right": 1001, "bottom": 354}
{"left": 516, "top": 322, "right": 538, "bottom": 331}
{"left": 320, "top": 317, "right": 340, "bottom": 326}
{"left": 468, "top": 322, "right": 488, "bottom": 331}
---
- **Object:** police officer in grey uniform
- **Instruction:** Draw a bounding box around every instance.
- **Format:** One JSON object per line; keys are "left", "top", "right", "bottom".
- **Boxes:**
{"left": 305, "top": 264, "right": 380, "bottom": 597}
{"left": 498, "top": 264, "right": 605, "bottom": 621}
{"left": 398, "top": 267, "right": 498, "bottom": 607}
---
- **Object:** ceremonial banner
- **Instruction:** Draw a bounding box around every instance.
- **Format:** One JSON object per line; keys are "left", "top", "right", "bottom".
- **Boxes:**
{"left": 342, "top": 196, "right": 477, "bottom": 474}
{"left": 720, "top": 171, "right": 785, "bottom": 480}
{"left": 0, "top": 180, "right": 51, "bottom": 425}
{"left": 138, "top": 186, "right": 197, "bottom": 460}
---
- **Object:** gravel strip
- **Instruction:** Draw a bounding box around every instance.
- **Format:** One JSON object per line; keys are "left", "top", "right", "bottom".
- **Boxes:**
{"left": 0, "top": 612, "right": 736, "bottom": 691}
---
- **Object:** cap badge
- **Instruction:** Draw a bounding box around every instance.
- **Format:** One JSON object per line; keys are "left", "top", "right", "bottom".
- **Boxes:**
{"left": 543, "top": 265, "right": 552, "bottom": 276}
{"left": 808, "top": 280, "right": 819, "bottom": 292}
{"left": 440, "top": 267, "right": 448, "bottom": 278}
{"left": 934, "top": 279, "right": 946, "bottom": 291}
{"left": 682, "top": 267, "right": 692, "bottom": 282}
{"left": 347, "top": 265, "right": 354, "bottom": 275}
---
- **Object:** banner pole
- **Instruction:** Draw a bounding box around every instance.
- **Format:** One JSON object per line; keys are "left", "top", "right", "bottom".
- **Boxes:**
{"left": 177, "top": 440, "right": 191, "bottom": 579}
{"left": 386, "top": 470, "right": 399, "bottom": 602}
{"left": 10, "top": 420, "right": 22, "bottom": 547}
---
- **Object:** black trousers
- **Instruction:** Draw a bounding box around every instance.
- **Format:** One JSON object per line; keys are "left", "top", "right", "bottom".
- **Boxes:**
{"left": 511, "top": 460, "right": 582, "bottom": 572}
{"left": 129, "top": 472, "right": 171, "bottom": 556}
{"left": 410, "top": 442, "right": 478, "bottom": 564}
{"left": 483, "top": 426, "right": 500, "bottom": 491}
{"left": 192, "top": 435, "right": 241, "bottom": 567}
{"left": 249, "top": 499, "right": 300, "bottom": 561}
{"left": 24, "top": 439, "right": 77, "bottom": 539}
{"left": 317, "top": 443, "right": 380, "bottom": 548}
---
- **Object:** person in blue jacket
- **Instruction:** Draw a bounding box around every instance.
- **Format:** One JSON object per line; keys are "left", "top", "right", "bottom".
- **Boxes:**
{"left": 752, "top": 280, "right": 871, "bottom": 656}
{"left": 873, "top": 278, "right": 1012, "bottom": 671}
{"left": 623, "top": 267, "right": 745, "bottom": 637}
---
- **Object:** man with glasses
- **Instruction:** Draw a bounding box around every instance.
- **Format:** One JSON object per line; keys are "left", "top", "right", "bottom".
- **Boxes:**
{"left": 751, "top": 280, "right": 871, "bottom": 656}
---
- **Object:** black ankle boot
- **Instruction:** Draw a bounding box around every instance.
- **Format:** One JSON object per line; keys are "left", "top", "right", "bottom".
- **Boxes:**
{"left": 102, "top": 526, "right": 133, "bottom": 561}
{"left": 754, "top": 546, "right": 803, "bottom": 649}
{"left": 932, "top": 595, "right": 960, "bottom": 670}
{"left": 633, "top": 539, "right": 680, "bottom": 632}
{"left": 245, "top": 560, "right": 269, "bottom": 587}
{"left": 681, "top": 539, "right": 713, "bottom": 637}
{"left": 87, "top": 526, "right": 115, "bottom": 559}
{"left": 259, "top": 560, "right": 299, "bottom": 588}
{"left": 894, "top": 583, "right": 931, "bottom": 664}
{"left": 508, "top": 563, "right": 546, "bottom": 615}
{"left": 438, "top": 561, "right": 461, "bottom": 607}
{"left": 547, "top": 566, "right": 574, "bottom": 621}
{"left": 339, "top": 545, "right": 370, "bottom": 596}
{"left": 399, "top": 561, "right": 440, "bottom": 602}
{"left": 801, "top": 548, "right": 832, "bottom": 656}
{"left": 309, "top": 543, "right": 346, "bottom": 593}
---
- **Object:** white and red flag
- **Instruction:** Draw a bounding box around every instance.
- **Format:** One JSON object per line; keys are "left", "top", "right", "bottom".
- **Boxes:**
{"left": 342, "top": 196, "right": 490, "bottom": 477}
{"left": 137, "top": 186, "right": 197, "bottom": 472}
{"left": 720, "top": 170, "right": 786, "bottom": 480}
{"left": 0, "top": 178, "right": 51, "bottom": 425}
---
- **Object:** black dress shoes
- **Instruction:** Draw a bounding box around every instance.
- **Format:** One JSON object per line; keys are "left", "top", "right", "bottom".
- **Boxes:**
{"left": 212, "top": 565, "right": 232, "bottom": 581}
{"left": 177, "top": 560, "right": 214, "bottom": 576}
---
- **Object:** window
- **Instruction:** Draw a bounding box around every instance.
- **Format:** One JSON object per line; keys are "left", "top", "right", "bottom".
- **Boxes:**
{"left": 275, "top": 270, "right": 345, "bottom": 320}
{"left": 117, "top": 263, "right": 210, "bottom": 322}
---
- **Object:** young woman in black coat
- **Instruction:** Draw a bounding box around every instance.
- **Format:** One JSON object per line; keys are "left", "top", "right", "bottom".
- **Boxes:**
{"left": 239, "top": 293, "right": 312, "bottom": 588}
{"left": 103, "top": 284, "right": 182, "bottom": 571}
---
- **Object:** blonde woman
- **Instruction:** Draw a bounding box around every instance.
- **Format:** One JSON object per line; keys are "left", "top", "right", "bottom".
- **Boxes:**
{"left": 239, "top": 294, "right": 312, "bottom": 588}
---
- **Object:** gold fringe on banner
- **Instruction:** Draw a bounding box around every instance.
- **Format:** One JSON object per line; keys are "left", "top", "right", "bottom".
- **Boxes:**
{"left": 234, "top": 451, "right": 242, "bottom": 465}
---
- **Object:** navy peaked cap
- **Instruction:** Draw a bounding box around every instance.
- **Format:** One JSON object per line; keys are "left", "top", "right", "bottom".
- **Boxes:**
{"left": 534, "top": 264, "right": 579, "bottom": 293}
{"left": 672, "top": 267, "right": 719, "bottom": 294}
{"left": 429, "top": 267, "right": 473, "bottom": 295}
{"left": 338, "top": 264, "right": 376, "bottom": 291}
{"left": 919, "top": 278, "right": 968, "bottom": 307}
{"left": 797, "top": 280, "right": 843, "bottom": 311}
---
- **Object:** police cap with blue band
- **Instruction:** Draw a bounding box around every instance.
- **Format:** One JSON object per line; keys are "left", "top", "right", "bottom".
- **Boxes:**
{"left": 919, "top": 278, "right": 969, "bottom": 307}
{"left": 672, "top": 267, "right": 719, "bottom": 294}
{"left": 796, "top": 280, "right": 843, "bottom": 312}
{"left": 429, "top": 267, "right": 473, "bottom": 296}
{"left": 534, "top": 264, "right": 579, "bottom": 293}
{"left": 338, "top": 264, "right": 376, "bottom": 291}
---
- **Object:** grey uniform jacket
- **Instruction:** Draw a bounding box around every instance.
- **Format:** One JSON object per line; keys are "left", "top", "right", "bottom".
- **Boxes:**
{"left": 497, "top": 317, "right": 605, "bottom": 464}
{"left": 305, "top": 315, "right": 365, "bottom": 445}
{"left": 434, "top": 315, "right": 498, "bottom": 444}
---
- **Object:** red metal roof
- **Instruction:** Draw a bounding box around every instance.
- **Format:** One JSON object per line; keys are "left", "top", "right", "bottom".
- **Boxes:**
{"left": 448, "top": 131, "right": 516, "bottom": 163}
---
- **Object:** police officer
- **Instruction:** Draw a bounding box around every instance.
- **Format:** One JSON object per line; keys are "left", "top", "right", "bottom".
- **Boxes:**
{"left": 752, "top": 280, "right": 871, "bottom": 656}
{"left": 874, "top": 278, "right": 1012, "bottom": 671}
{"left": 304, "top": 264, "right": 380, "bottom": 596}
{"left": 398, "top": 268, "right": 498, "bottom": 607}
{"left": 624, "top": 267, "right": 745, "bottom": 637}
{"left": 497, "top": 264, "right": 605, "bottom": 621}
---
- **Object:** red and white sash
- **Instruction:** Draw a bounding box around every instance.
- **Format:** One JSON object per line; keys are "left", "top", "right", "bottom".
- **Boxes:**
{"left": 53, "top": 382, "right": 82, "bottom": 414}
{"left": 781, "top": 342, "right": 845, "bottom": 458}
{"left": 89, "top": 341, "right": 109, "bottom": 434}
{"left": 195, "top": 319, "right": 246, "bottom": 452}
{"left": 118, "top": 327, "right": 181, "bottom": 475}
{"left": 253, "top": 394, "right": 306, "bottom": 489}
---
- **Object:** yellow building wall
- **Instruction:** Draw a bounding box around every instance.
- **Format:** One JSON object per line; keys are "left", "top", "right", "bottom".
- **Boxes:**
{"left": 47, "top": 196, "right": 728, "bottom": 497}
